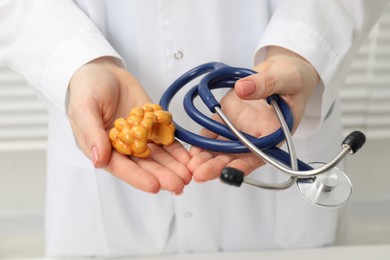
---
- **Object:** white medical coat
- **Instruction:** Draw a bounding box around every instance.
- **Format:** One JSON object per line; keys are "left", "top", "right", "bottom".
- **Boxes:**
{"left": 0, "top": 0, "right": 387, "bottom": 257}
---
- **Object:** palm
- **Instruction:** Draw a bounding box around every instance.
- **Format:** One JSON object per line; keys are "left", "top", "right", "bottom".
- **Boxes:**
{"left": 68, "top": 59, "right": 192, "bottom": 194}
{"left": 219, "top": 90, "right": 280, "bottom": 137}
{"left": 104, "top": 68, "right": 193, "bottom": 194}
{"left": 188, "top": 89, "right": 281, "bottom": 182}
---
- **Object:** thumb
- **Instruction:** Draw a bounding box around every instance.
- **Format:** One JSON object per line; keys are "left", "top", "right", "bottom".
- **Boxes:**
{"left": 235, "top": 64, "right": 293, "bottom": 100}
{"left": 235, "top": 57, "right": 319, "bottom": 101}
{"left": 68, "top": 104, "right": 112, "bottom": 168}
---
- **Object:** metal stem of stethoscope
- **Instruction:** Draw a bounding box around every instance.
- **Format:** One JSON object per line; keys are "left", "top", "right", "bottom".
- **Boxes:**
{"left": 215, "top": 100, "right": 352, "bottom": 179}
{"left": 217, "top": 98, "right": 365, "bottom": 207}
{"left": 215, "top": 98, "right": 298, "bottom": 190}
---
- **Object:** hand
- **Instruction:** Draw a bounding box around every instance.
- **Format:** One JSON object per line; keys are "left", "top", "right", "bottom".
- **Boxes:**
{"left": 188, "top": 46, "right": 320, "bottom": 182}
{"left": 67, "top": 57, "right": 191, "bottom": 194}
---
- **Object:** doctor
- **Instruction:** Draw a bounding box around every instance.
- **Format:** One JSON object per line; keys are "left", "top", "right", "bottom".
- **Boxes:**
{"left": 0, "top": 0, "right": 387, "bottom": 257}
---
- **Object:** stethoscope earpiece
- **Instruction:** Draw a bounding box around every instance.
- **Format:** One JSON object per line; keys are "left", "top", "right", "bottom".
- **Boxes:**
{"left": 220, "top": 167, "right": 244, "bottom": 187}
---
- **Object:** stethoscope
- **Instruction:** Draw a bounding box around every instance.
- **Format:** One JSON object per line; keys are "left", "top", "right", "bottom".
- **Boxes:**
{"left": 159, "top": 62, "right": 366, "bottom": 208}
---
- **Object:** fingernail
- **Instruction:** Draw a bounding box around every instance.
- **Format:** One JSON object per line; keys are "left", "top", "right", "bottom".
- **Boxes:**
{"left": 237, "top": 80, "right": 256, "bottom": 96}
{"left": 171, "top": 190, "right": 184, "bottom": 196}
{"left": 194, "top": 179, "right": 205, "bottom": 183}
{"left": 91, "top": 146, "right": 99, "bottom": 167}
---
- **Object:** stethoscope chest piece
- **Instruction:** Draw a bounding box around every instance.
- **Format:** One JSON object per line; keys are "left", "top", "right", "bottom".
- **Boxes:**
{"left": 296, "top": 162, "right": 352, "bottom": 208}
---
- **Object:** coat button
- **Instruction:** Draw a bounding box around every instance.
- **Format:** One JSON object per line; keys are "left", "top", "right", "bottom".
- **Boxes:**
{"left": 173, "top": 51, "right": 184, "bottom": 60}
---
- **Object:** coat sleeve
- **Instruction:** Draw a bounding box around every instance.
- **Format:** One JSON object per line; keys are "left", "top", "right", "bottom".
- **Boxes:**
{"left": 0, "top": 0, "right": 123, "bottom": 113}
{"left": 254, "top": 0, "right": 389, "bottom": 135}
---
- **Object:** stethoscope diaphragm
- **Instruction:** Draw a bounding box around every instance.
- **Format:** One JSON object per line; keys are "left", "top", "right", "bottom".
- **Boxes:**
{"left": 297, "top": 162, "right": 353, "bottom": 208}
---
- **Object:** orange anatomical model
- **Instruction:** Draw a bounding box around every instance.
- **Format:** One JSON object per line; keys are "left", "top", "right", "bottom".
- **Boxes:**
{"left": 109, "top": 104, "right": 176, "bottom": 158}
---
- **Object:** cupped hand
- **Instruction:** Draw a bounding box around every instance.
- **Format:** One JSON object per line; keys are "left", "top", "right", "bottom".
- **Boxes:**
{"left": 188, "top": 46, "right": 320, "bottom": 182}
{"left": 67, "top": 57, "right": 191, "bottom": 194}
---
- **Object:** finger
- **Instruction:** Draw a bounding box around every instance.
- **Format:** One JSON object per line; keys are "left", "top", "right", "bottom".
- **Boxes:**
{"left": 156, "top": 143, "right": 192, "bottom": 185}
{"left": 187, "top": 151, "right": 214, "bottom": 174}
{"left": 189, "top": 125, "right": 220, "bottom": 157}
{"left": 189, "top": 146, "right": 204, "bottom": 157}
{"left": 235, "top": 61, "right": 302, "bottom": 100}
{"left": 105, "top": 151, "right": 161, "bottom": 194}
{"left": 163, "top": 141, "right": 192, "bottom": 166}
{"left": 132, "top": 156, "right": 186, "bottom": 195}
{"left": 68, "top": 103, "right": 112, "bottom": 168}
{"left": 225, "top": 155, "right": 265, "bottom": 176}
{"left": 191, "top": 154, "right": 233, "bottom": 182}
{"left": 234, "top": 73, "right": 277, "bottom": 100}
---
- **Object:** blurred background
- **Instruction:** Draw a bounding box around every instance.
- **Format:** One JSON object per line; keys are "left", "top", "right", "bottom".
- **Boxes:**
{"left": 1, "top": 4, "right": 390, "bottom": 258}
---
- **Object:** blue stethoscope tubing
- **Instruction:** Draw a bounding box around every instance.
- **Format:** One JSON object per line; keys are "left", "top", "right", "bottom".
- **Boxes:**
{"left": 159, "top": 62, "right": 312, "bottom": 171}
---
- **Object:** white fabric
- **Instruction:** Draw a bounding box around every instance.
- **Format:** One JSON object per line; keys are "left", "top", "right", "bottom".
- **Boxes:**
{"left": 0, "top": 0, "right": 387, "bottom": 257}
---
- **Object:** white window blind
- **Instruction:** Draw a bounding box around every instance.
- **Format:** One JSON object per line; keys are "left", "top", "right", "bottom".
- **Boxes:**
{"left": 0, "top": 64, "right": 48, "bottom": 151}
{"left": 340, "top": 3, "right": 390, "bottom": 139}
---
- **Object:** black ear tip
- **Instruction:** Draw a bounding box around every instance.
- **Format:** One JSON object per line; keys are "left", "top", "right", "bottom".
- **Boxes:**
{"left": 342, "top": 131, "right": 366, "bottom": 154}
{"left": 220, "top": 167, "right": 244, "bottom": 187}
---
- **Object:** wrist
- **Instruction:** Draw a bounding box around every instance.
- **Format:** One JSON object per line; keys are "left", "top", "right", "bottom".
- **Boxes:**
{"left": 262, "top": 45, "right": 320, "bottom": 88}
